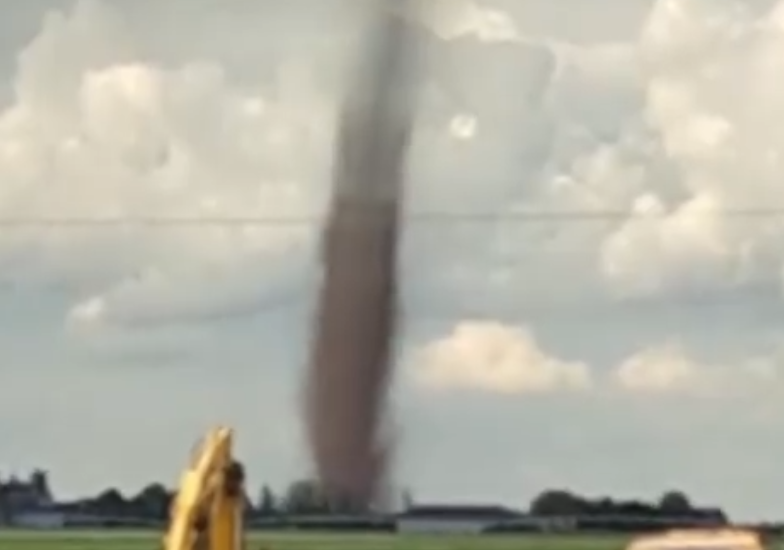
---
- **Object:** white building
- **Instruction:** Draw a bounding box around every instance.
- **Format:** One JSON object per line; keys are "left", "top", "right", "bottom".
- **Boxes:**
{"left": 395, "top": 505, "right": 523, "bottom": 535}
{"left": 11, "top": 510, "right": 65, "bottom": 529}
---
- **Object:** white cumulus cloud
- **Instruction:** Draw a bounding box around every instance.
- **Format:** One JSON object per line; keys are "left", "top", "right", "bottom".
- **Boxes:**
{"left": 6, "top": 0, "right": 784, "bottom": 331}
{"left": 613, "top": 343, "right": 779, "bottom": 396}
{"left": 411, "top": 320, "right": 783, "bottom": 399}
{"left": 410, "top": 321, "right": 592, "bottom": 393}
{"left": 0, "top": 0, "right": 329, "bottom": 330}
{"left": 597, "top": 0, "right": 784, "bottom": 295}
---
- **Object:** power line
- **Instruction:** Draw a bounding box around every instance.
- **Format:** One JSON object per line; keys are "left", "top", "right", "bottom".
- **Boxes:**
{"left": 0, "top": 207, "right": 780, "bottom": 227}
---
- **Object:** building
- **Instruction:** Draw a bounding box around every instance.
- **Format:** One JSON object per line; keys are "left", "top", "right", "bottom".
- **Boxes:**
{"left": 0, "top": 470, "right": 63, "bottom": 528}
{"left": 395, "top": 504, "right": 524, "bottom": 534}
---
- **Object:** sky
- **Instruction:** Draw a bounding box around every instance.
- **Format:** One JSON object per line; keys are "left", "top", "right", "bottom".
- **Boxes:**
{"left": 1, "top": 0, "right": 784, "bottom": 521}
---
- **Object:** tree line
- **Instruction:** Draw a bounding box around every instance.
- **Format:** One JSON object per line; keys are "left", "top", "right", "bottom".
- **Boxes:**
{"left": 1, "top": 470, "right": 726, "bottom": 523}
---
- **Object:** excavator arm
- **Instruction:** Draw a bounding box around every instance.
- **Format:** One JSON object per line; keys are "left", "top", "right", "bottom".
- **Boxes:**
{"left": 164, "top": 427, "right": 245, "bottom": 550}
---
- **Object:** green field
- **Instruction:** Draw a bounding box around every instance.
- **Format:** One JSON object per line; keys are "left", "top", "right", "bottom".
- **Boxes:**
{"left": 0, "top": 530, "right": 632, "bottom": 550}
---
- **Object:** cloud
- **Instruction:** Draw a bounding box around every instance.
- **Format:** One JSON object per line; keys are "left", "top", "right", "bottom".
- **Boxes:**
{"left": 597, "top": 0, "right": 784, "bottom": 295}
{"left": 0, "top": 0, "right": 551, "bottom": 332}
{"left": 410, "top": 321, "right": 592, "bottom": 393}
{"left": 0, "top": 0, "right": 328, "bottom": 331}
{"left": 413, "top": 0, "right": 521, "bottom": 42}
{"left": 613, "top": 343, "right": 780, "bottom": 396}
{"left": 3, "top": 0, "right": 782, "bottom": 332}
{"left": 409, "top": 320, "right": 781, "bottom": 398}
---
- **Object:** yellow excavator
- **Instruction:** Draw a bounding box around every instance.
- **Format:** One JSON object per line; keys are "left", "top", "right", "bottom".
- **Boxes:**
{"left": 163, "top": 427, "right": 246, "bottom": 550}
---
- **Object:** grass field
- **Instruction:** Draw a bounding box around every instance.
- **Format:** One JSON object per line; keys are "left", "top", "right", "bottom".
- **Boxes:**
{"left": 0, "top": 530, "right": 633, "bottom": 550}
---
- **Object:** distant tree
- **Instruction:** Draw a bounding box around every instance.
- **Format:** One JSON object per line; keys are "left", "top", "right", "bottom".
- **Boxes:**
{"left": 257, "top": 485, "right": 277, "bottom": 515}
{"left": 591, "top": 497, "right": 616, "bottom": 516}
{"left": 29, "top": 469, "right": 53, "bottom": 504}
{"left": 528, "top": 488, "right": 721, "bottom": 529}
{"left": 612, "top": 498, "right": 658, "bottom": 517}
{"left": 658, "top": 491, "right": 692, "bottom": 515}
{"left": 283, "top": 479, "right": 328, "bottom": 515}
{"left": 132, "top": 483, "right": 171, "bottom": 520}
{"left": 93, "top": 487, "right": 127, "bottom": 515}
{"left": 0, "top": 480, "right": 9, "bottom": 524}
{"left": 530, "top": 489, "right": 585, "bottom": 516}
{"left": 328, "top": 492, "right": 365, "bottom": 515}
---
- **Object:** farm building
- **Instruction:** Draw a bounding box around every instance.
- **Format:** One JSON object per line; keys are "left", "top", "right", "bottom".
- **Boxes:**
{"left": 395, "top": 504, "right": 524, "bottom": 534}
{"left": 0, "top": 470, "right": 64, "bottom": 528}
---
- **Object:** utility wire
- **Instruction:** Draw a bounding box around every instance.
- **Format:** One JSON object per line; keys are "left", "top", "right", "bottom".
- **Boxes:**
{"left": 0, "top": 208, "right": 780, "bottom": 227}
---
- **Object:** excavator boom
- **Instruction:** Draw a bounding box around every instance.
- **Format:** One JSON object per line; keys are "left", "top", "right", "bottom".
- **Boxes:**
{"left": 164, "top": 427, "right": 245, "bottom": 550}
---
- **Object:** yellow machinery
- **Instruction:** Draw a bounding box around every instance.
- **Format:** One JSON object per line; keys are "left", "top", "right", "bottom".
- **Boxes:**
{"left": 163, "top": 427, "right": 245, "bottom": 550}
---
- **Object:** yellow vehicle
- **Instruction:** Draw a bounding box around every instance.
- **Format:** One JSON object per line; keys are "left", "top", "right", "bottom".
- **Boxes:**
{"left": 627, "top": 529, "right": 766, "bottom": 550}
{"left": 163, "top": 427, "right": 245, "bottom": 550}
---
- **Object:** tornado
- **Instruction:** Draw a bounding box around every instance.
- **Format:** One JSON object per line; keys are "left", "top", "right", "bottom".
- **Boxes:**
{"left": 304, "top": 0, "right": 422, "bottom": 510}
